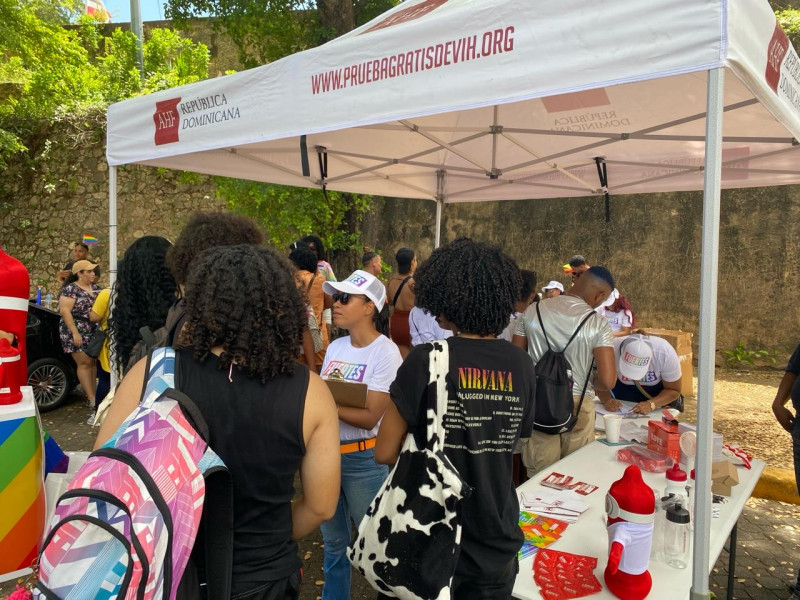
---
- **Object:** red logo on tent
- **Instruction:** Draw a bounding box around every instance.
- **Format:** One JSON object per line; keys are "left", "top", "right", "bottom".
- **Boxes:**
{"left": 363, "top": 0, "right": 448, "bottom": 34}
{"left": 765, "top": 22, "right": 789, "bottom": 94}
{"left": 153, "top": 98, "right": 181, "bottom": 146}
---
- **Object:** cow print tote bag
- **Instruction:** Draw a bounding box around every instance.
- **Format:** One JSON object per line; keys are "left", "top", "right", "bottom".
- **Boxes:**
{"left": 348, "top": 340, "right": 473, "bottom": 600}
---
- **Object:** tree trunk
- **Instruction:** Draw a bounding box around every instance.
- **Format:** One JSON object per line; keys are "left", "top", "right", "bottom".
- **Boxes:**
{"left": 317, "top": 0, "right": 355, "bottom": 41}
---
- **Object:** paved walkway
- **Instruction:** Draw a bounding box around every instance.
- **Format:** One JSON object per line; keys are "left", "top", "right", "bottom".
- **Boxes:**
{"left": 709, "top": 497, "right": 800, "bottom": 600}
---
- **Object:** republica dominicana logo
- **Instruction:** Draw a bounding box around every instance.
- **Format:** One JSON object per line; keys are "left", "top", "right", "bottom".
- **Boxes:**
{"left": 153, "top": 93, "right": 242, "bottom": 146}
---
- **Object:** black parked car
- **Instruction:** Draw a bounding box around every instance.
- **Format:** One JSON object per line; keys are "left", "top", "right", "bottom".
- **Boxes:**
{"left": 26, "top": 302, "right": 78, "bottom": 411}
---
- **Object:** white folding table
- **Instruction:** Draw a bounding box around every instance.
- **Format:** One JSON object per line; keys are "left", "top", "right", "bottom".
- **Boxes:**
{"left": 512, "top": 441, "right": 765, "bottom": 600}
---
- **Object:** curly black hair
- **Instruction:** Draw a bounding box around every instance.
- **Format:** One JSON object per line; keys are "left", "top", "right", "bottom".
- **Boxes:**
{"left": 109, "top": 236, "right": 178, "bottom": 371}
{"left": 301, "top": 234, "right": 326, "bottom": 261}
{"left": 289, "top": 245, "right": 318, "bottom": 273}
{"left": 414, "top": 238, "right": 521, "bottom": 336}
{"left": 167, "top": 212, "right": 264, "bottom": 285}
{"left": 180, "top": 245, "right": 307, "bottom": 382}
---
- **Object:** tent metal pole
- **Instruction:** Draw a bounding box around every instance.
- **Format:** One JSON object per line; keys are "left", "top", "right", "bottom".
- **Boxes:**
{"left": 109, "top": 165, "right": 118, "bottom": 388}
{"left": 690, "top": 67, "right": 724, "bottom": 600}
{"left": 435, "top": 170, "right": 445, "bottom": 248}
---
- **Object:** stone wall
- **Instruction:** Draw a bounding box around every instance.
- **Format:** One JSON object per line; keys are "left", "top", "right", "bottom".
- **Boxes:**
{"left": 0, "top": 114, "right": 223, "bottom": 296}
{"left": 362, "top": 186, "right": 800, "bottom": 359}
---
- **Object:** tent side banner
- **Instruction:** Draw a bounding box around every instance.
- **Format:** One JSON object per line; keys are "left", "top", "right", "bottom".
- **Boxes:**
{"left": 726, "top": 0, "right": 800, "bottom": 140}
{"left": 106, "top": 0, "right": 725, "bottom": 167}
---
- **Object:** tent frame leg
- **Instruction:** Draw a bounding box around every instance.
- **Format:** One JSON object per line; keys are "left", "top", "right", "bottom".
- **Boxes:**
{"left": 109, "top": 165, "right": 118, "bottom": 388}
{"left": 690, "top": 66, "right": 724, "bottom": 600}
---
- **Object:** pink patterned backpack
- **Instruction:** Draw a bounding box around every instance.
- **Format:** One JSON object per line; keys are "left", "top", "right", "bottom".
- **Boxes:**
{"left": 35, "top": 348, "right": 233, "bottom": 600}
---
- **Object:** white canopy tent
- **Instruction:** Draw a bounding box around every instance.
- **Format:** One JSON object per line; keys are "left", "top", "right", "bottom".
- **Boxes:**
{"left": 106, "top": 0, "right": 800, "bottom": 597}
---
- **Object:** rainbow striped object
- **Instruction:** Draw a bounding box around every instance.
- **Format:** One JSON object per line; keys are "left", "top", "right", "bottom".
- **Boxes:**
{"left": 81, "top": 234, "right": 98, "bottom": 245}
{"left": 0, "top": 390, "right": 45, "bottom": 577}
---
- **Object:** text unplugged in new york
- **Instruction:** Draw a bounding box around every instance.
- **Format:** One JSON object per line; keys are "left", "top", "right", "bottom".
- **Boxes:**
{"left": 311, "top": 26, "right": 515, "bottom": 95}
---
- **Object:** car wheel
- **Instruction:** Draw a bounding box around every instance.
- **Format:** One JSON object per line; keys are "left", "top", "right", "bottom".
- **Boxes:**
{"left": 28, "top": 358, "right": 71, "bottom": 412}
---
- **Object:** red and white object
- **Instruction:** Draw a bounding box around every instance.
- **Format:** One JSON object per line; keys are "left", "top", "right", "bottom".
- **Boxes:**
{"left": 0, "top": 339, "right": 23, "bottom": 405}
{"left": 85, "top": 0, "right": 108, "bottom": 20}
{"left": 0, "top": 248, "right": 29, "bottom": 388}
{"left": 604, "top": 465, "right": 656, "bottom": 600}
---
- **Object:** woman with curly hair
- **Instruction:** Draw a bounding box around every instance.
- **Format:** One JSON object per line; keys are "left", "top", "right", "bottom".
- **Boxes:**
{"left": 375, "top": 238, "right": 536, "bottom": 599}
{"left": 107, "top": 236, "right": 178, "bottom": 374}
{"left": 96, "top": 245, "right": 340, "bottom": 600}
{"left": 597, "top": 288, "right": 636, "bottom": 337}
{"left": 317, "top": 269, "right": 402, "bottom": 600}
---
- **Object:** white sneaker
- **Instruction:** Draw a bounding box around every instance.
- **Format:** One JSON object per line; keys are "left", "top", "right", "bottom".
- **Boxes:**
{"left": 86, "top": 412, "right": 96, "bottom": 425}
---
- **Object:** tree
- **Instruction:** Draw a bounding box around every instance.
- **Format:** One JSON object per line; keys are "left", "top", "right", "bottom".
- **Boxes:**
{"left": 0, "top": 0, "right": 209, "bottom": 167}
{"left": 166, "top": 0, "right": 397, "bottom": 68}
{"left": 215, "top": 177, "right": 372, "bottom": 254}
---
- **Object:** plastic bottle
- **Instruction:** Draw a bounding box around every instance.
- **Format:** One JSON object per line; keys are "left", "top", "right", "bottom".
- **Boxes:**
{"left": 665, "top": 463, "right": 688, "bottom": 503}
{"left": 36, "top": 285, "right": 42, "bottom": 305}
{"left": 651, "top": 492, "right": 672, "bottom": 561}
{"left": 44, "top": 291, "right": 54, "bottom": 311}
{"left": 664, "top": 502, "right": 691, "bottom": 569}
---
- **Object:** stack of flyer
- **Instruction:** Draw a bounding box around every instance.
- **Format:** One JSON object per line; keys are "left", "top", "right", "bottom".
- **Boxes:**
{"left": 519, "top": 489, "right": 590, "bottom": 524}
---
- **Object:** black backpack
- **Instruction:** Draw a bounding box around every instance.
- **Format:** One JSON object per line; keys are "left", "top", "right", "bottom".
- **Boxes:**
{"left": 533, "top": 303, "right": 595, "bottom": 435}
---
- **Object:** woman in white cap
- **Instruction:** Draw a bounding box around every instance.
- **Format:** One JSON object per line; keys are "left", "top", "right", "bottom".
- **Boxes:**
{"left": 596, "top": 288, "right": 636, "bottom": 337}
{"left": 319, "top": 269, "right": 403, "bottom": 600}
{"left": 541, "top": 280, "right": 565, "bottom": 299}
{"left": 58, "top": 259, "right": 100, "bottom": 408}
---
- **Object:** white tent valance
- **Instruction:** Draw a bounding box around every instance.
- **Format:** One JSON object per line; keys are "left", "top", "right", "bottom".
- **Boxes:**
{"left": 108, "top": 0, "right": 800, "bottom": 202}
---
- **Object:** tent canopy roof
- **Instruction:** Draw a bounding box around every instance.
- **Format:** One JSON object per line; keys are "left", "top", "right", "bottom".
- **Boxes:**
{"left": 106, "top": 0, "right": 800, "bottom": 202}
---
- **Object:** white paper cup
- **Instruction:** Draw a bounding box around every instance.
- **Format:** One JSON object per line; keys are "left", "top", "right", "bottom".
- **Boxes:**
{"left": 604, "top": 414, "right": 622, "bottom": 443}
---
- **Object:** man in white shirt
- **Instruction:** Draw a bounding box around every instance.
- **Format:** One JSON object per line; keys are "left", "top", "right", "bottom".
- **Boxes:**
{"left": 595, "top": 334, "right": 683, "bottom": 415}
{"left": 513, "top": 266, "right": 617, "bottom": 476}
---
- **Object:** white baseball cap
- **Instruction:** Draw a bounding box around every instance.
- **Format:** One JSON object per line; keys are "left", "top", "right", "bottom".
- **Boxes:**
{"left": 618, "top": 335, "right": 653, "bottom": 380}
{"left": 323, "top": 270, "right": 387, "bottom": 311}
{"left": 541, "top": 281, "right": 564, "bottom": 293}
{"left": 600, "top": 287, "right": 620, "bottom": 308}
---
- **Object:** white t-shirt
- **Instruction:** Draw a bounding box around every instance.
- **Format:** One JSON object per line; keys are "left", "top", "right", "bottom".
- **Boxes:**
{"left": 515, "top": 295, "right": 613, "bottom": 392}
{"left": 321, "top": 334, "right": 403, "bottom": 441}
{"left": 499, "top": 311, "right": 522, "bottom": 342}
{"left": 408, "top": 306, "right": 453, "bottom": 346}
{"left": 598, "top": 307, "right": 632, "bottom": 332}
{"left": 614, "top": 335, "right": 682, "bottom": 387}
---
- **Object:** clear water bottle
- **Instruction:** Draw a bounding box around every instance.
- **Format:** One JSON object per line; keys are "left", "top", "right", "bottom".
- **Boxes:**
{"left": 664, "top": 502, "right": 691, "bottom": 569}
{"left": 44, "top": 291, "right": 54, "bottom": 311}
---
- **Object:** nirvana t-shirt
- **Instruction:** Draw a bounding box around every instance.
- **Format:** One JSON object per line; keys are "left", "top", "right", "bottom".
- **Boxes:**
{"left": 321, "top": 334, "right": 403, "bottom": 441}
{"left": 390, "top": 336, "right": 535, "bottom": 577}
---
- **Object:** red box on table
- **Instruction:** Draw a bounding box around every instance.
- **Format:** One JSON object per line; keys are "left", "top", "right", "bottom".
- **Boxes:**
{"left": 647, "top": 420, "right": 681, "bottom": 463}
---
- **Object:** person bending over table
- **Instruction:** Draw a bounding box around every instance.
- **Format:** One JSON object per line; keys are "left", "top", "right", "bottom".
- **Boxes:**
{"left": 596, "top": 333, "right": 683, "bottom": 415}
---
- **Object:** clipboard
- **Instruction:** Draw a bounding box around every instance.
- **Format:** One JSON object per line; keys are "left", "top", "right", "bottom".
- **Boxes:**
{"left": 324, "top": 369, "right": 369, "bottom": 408}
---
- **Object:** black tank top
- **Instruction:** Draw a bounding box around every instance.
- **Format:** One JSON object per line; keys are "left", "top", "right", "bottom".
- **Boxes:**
{"left": 176, "top": 348, "right": 308, "bottom": 583}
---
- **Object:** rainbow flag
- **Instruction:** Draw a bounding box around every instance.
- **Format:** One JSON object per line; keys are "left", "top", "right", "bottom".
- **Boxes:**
{"left": 82, "top": 234, "right": 98, "bottom": 245}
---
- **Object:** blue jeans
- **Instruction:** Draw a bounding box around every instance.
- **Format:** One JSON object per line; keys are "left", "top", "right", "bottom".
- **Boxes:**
{"left": 321, "top": 447, "right": 388, "bottom": 600}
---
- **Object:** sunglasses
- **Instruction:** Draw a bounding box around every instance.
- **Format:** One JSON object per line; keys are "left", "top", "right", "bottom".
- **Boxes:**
{"left": 332, "top": 292, "right": 369, "bottom": 305}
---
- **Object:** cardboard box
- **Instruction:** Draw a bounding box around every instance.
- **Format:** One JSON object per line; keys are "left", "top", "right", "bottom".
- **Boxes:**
{"left": 647, "top": 420, "right": 681, "bottom": 464}
{"left": 711, "top": 459, "right": 739, "bottom": 496}
{"left": 638, "top": 328, "right": 694, "bottom": 396}
{"left": 677, "top": 422, "right": 723, "bottom": 464}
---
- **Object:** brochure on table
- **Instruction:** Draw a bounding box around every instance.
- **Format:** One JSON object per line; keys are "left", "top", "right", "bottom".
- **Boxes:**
{"left": 512, "top": 441, "right": 765, "bottom": 600}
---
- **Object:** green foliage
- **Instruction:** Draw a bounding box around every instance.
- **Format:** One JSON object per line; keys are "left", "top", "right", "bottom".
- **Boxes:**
{"left": 166, "top": 0, "right": 398, "bottom": 68}
{"left": 216, "top": 177, "right": 372, "bottom": 253}
{"left": 0, "top": 0, "right": 209, "bottom": 166}
{"left": 723, "top": 341, "right": 780, "bottom": 368}
{"left": 777, "top": 9, "right": 800, "bottom": 53}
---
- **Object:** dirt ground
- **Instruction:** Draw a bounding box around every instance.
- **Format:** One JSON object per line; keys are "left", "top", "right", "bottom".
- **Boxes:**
{"left": 1, "top": 368, "right": 791, "bottom": 598}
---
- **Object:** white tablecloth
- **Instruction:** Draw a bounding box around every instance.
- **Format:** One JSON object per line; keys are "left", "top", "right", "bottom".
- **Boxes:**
{"left": 512, "top": 441, "right": 765, "bottom": 599}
